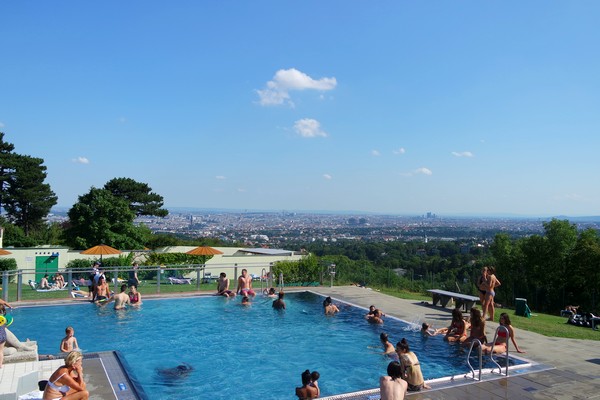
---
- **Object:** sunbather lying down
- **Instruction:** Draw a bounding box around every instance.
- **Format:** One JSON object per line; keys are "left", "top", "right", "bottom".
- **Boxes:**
{"left": 70, "top": 290, "right": 90, "bottom": 299}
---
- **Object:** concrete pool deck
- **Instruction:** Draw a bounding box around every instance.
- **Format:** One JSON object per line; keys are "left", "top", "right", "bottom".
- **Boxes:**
{"left": 2, "top": 286, "right": 600, "bottom": 399}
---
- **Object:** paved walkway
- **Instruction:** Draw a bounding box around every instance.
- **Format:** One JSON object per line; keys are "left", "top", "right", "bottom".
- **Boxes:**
{"left": 311, "top": 286, "right": 600, "bottom": 399}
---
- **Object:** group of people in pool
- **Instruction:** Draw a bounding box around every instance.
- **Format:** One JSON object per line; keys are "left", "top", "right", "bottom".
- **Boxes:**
{"left": 215, "top": 269, "right": 288, "bottom": 309}
{"left": 77, "top": 261, "right": 142, "bottom": 310}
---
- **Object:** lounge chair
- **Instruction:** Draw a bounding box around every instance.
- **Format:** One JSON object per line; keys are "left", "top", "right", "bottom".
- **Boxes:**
{"left": 168, "top": 276, "right": 193, "bottom": 284}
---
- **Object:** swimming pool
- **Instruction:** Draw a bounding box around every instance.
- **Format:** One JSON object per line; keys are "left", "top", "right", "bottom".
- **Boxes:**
{"left": 10, "top": 292, "right": 525, "bottom": 399}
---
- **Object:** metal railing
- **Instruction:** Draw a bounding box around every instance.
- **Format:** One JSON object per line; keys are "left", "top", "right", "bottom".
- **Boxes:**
{"left": 1, "top": 261, "right": 277, "bottom": 302}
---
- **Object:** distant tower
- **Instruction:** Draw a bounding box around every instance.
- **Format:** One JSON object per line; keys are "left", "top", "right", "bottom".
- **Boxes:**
{"left": 424, "top": 235, "right": 428, "bottom": 243}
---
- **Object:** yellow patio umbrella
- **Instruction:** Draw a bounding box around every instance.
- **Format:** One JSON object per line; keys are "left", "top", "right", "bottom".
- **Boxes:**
{"left": 81, "top": 244, "right": 122, "bottom": 262}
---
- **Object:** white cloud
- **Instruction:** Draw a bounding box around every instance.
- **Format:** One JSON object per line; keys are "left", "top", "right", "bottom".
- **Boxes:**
{"left": 237, "top": 188, "right": 246, "bottom": 192}
{"left": 415, "top": 167, "right": 433, "bottom": 175}
{"left": 215, "top": 175, "right": 226, "bottom": 180}
{"left": 371, "top": 150, "right": 381, "bottom": 157}
{"left": 323, "top": 174, "right": 332, "bottom": 180}
{"left": 401, "top": 167, "right": 433, "bottom": 177}
{"left": 0, "top": 122, "right": 4, "bottom": 128}
{"left": 72, "top": 157, "right": 90, "bottom": 164}
{"left": 118, "top": 117, "right": 127, "bottom": 123}
{"left": 257, "top": 68, "right": 337, "bottom": 106}
{"left": 452, "top": 151, "right": 474, "bottom": 157}
{"left": 393, "top": 147, "right": 406, "bottom": 155}
{"left": 294, "top": 118, "right": 328, "bottom": 138}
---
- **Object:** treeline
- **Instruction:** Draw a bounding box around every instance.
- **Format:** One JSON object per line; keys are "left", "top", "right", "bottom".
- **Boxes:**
{"left": 281, "top": 219, "right": 599, "bottom": 315}
{"left": 491, "top": 219, "right": 600, "bottom": 315}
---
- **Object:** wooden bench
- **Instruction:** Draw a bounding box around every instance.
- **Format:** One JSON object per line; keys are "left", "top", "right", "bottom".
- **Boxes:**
{"left": 427, "top": 289, "right": 480, "bottom": 312}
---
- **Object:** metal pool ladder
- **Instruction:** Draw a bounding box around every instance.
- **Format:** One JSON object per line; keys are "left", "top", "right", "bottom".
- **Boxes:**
{"left": 466, "top": 324, "right": 510, "bottom": 380}
{"left": 466, "top": 338, "right": 484, "bottom": 381}
{"left": 488, "top": 325, "right": 510, "bottom": 376}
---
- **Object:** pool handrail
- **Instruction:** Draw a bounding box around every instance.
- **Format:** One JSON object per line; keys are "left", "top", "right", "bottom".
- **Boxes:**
{"left": 466, "top": 338, "right": 483, "bottom": 381}
{"left": 489, "top": 325, "right": 510, "bottom": 376}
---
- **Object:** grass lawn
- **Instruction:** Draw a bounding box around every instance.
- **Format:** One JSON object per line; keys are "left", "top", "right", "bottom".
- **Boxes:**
{"left": 380, "top": 287, "right": 600, "bottom": 341}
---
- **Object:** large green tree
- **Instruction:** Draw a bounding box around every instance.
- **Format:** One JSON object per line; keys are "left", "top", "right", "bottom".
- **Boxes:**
{"left": 104, "top": 177, "right": 168, "bottom": 217}
{"left": 0, "top": 133, "right": 16, "bottom": 208}
{"left": 3, "top": 155, "right": 58, "bottom": 235}
{"left": 0, "top": 133, "right": 57, "bottom": 235}
{"left": 65, "top": 187, "right": 148, "bottom": 249}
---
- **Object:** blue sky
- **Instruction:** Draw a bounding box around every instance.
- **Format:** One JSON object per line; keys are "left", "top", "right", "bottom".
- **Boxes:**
{"left": 1, "top": 2, "right": 599, "bottom": 216}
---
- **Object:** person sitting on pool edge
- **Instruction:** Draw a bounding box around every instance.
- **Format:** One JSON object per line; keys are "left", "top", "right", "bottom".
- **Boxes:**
{"left": 444, "top": 308, "right": 468, "bottom": 343}
{"left": 295, "top": 369, "right": 318, "bottom": 399}
{"left": 272, "top": 291, "right": 286, "bottom": 310}
{"left": 42, "top": 351, "right": 89, "bottom": 400}
{"left": 216, "top": 272, "right": 235, "bottom": 298}
{"left": 396, "top": 339, "right": 430, "bottom": 392}
{"left": 236, "top": 269, "right": 256, "bottom": 297}
{"left": 380, "top": 361, "right": 407, "bottom": 400}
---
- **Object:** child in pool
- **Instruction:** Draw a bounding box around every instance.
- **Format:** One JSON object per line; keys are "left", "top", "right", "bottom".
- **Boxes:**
{"left": 60, "top": 326, "right": 80, "bottom": 353}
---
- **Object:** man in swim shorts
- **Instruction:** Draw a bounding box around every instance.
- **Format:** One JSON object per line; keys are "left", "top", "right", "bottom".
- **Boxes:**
{"left": 236, "top": 269, "right": 256, "bottom": 297}
{"left": 216, "top": 272, "right": 235, "bottom": 297}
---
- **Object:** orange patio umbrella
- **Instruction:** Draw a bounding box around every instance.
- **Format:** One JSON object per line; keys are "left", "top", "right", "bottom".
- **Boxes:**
{"left": 185, "top": 246, "right": 224, "bottom": 256}
{"left": 0, "top": 249, "right": 12, "bottom": 255}
{"left": 81, "top": 244, "right": 122, "bottom": 261}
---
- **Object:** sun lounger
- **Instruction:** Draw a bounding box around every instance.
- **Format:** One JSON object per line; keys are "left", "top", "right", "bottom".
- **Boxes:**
{"left": 168, "top": 276, "right": 192, "bottom": 284}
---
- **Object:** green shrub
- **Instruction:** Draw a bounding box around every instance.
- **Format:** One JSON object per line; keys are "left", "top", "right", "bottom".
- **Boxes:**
{"left": 0, "top": 258, "right": 17, "bottom": 283}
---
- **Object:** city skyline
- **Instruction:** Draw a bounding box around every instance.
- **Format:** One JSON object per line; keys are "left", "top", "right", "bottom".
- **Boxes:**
{"left": 2, "top": 2, "right": 599, "bottom": 217}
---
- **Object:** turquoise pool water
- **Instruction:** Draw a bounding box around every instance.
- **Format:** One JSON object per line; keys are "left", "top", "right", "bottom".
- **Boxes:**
{"left": 9, "top": 292, "right": 523, "bottom": 399}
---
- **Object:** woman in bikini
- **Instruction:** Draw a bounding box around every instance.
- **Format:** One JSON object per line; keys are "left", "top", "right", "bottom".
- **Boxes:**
{"left": 477, "top": 267, "right": 489, "bottom": 311}
{"left": 43, "top": 351, "right": 88, "bottom": 400}
{"left": 396, "top": 339, "right": 430, "bottom": 392}
{"left": 462, "top": 307, "right": 486, "bottom": 347}
{"left": 482, "top": 313, "right": 526, "bottom": 354}
{"left": 444, "top": 308, "right": 468, "bottom": 343}
{"left": 482, "top": 266, "right": 501, "bottom": 321}
{"left": 128, "top": 285, "right": 142, "bottom": 305}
